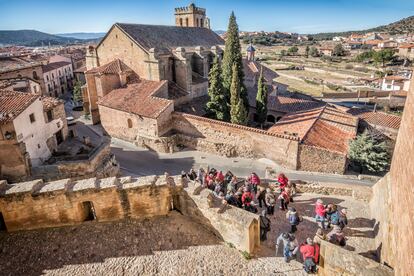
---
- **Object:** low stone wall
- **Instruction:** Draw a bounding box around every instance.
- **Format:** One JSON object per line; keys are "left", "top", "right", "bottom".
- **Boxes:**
{"left": 322, "top": 90, "right": 391, "bottom": 99}
{"left": 31, "top": 138, "right": 120, "bottom": 181}
{"left": 297, "top": 144, "right": 347, "bottom": 175}
{"left": 176, "top": 181, "right": 260, "bottom": 253}
{"left": 0, "top": 175, "right": 260, "bottom": 254}
{"left": 369, "top": 174, "right": 395, "bottom": 268}
{"left": 0, "top": 140, "right": 30, "bottom": 183}
{"left": 172, "top": 112, "right": 300, "bottom": 170}
{"left": 318, "top": 241, "right": 393, "bottom": 276}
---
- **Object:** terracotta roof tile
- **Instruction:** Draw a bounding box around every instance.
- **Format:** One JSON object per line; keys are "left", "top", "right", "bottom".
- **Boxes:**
{"left": 243, "top": 59, "right": 278, "bottom": 83}
{"left": 0, "top": 90, "right": 39, "bottom": 124}
{"left": 268, "top": 96, "right": 325, "bottom": 113}
{"left": 86, "top": 59, "right": 132, "bottom": 74}
{"left": 42, "top": 61, "right": 71, "bottom": 73}
{"left": 115, "top": 23, "right": 224, "bottom": 51}
{"left": 347, "top": 108, "right": 401, "bottom": 129}
{"left": 98, "top": 80, "right": 173, "bottom": 119}
{"left": 41, "top": 97, "right": 64, "bottom": 112}
{"left": 268, "top": 105, "right": 357, "bottom": 154}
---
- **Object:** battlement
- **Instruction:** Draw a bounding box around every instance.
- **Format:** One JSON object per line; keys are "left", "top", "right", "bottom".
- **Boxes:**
{"left": 0, "top": 175, "right": 260, "bottom": 253}
{"left": 175, "top": 4, "right": 206, "bottom": 14}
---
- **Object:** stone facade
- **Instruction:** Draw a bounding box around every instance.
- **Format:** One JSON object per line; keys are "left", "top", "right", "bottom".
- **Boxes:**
{"left": 175, "top": 4, "right": 209, "bottom": 28}
{"left": 318, "top": 241, "right": 393, "bottom": 276}
{"left": 172, "top": 112, "right": 300, "bottom": 169}
{"left": 0, "top": 139, "right": 30, "bottom": 182}
{"left": 0, "top": 175, "right": 260, "bottom": 254}
{"left": 297, "top": 144, "right": 348, "bottom": 174}
{"left": 0, "top": 64, "right": 46, "bottom": 95}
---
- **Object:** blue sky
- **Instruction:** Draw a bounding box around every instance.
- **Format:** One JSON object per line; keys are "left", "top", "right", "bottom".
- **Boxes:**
{"left": 0, "top": 0, "right": 413, "bottom": 34}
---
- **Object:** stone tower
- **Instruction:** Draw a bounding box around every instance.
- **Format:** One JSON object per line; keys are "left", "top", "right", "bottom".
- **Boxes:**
{"left": 175, "top": 3, "right": 210, "bottom": 28}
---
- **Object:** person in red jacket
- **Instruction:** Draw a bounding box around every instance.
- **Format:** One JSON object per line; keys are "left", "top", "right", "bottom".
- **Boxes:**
{"left": 278, "top": 188, "right": 291, "bottom": 210}
{"left": 314, "top": 199, "right": 327, "bottom": 229}
{"left": 300, "top": 238, "right": 320, "bottom": 274}
{"left": 216, "top": 171, "right": 225, "bottom": 183}
{"left": 242, "top": 187, "right": 257, "bottom": 213}
{"left": 248, "top": 172, "right": 261, "bottom": 194}
{"left": 277, "top": 173, "right": 289, "bottom": 190}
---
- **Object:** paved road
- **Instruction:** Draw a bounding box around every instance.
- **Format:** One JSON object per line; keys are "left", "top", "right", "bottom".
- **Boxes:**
{"left": 109, "top": 138, "right": 376, "bottom": 186}
{"left": 74, "top": 121, "right": 376, "bottom": 186}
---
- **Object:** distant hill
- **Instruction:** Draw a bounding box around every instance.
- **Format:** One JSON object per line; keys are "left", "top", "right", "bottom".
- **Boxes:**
{"left": 214, "top": 30, "right": 226, "bottom": 35}
{"left": 0, "top": 30, "right": 84, "bottom": 46}
{"left": 56, "top": 32, "right": 106, "bottom": 40}
{"left": 311, "top": 15, "right": 414, "bottom": 40}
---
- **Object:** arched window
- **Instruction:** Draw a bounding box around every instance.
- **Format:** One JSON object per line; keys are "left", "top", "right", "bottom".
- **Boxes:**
{"left": 179, "top": 18, "right": 183, "bottom": 26}
{"left": 197, "top": 18, "right": 200, "bottom": 27}
{"left": 267, "top": 115, "right": 276, "bottom": 124}
{"left": 32, "top": 71, "right": 38, "bottom": 80}
{"left": 127, "top": 118, "right": 133, "bottom": 128}
{"left": 200, "top": 18, "right": 204, "bottom": 27}
{"left": 185, "top": 18, "right": 189, "bottom": 27}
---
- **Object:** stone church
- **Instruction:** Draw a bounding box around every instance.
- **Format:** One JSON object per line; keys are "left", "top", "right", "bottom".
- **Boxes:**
{"left": 83, "top": 4, "right": 224, "bottom": 124}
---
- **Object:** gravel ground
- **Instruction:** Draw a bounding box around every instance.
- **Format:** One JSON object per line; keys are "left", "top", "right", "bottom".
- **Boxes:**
{"left": 0, "top": 193, "right": 375, "bottom": 276}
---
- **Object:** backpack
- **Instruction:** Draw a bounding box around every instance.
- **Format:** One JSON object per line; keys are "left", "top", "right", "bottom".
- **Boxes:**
{"left": 289, "top": 214, "right": 300, "bottom": 225}
{"left": 330, "top": 211, "right": 340, "bottom": 225}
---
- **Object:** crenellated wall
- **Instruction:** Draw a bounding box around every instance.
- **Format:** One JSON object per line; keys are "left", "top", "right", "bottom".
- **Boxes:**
{"left": 0, "top": 175, "right": 260, "bottom": 254}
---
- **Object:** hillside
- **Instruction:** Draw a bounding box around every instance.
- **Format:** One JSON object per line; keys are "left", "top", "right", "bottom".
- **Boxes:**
{"left": 0, "top": 30, "right": 81, "bottom": 46}
{"left": 311, "top": 15, "right": 414, "bottom": 40}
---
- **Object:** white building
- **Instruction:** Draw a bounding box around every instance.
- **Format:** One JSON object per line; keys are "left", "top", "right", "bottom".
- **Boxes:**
{"left": 381, "top": 76, "right": 411, "bottom": 91}
{"left": 0, "top": 90, "right": 66, "bottom": 166}
{"left": 42, "top": 61, "right": 74, "bottom": 97}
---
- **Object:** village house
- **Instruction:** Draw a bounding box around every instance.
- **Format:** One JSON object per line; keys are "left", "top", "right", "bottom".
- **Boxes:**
{"left": 42, "top": 61, "right": 74, "bottom": 97}
{"left": 0, "top": 90, "right": 68, "bottom": 181}
{"left": 0, "top": 77, "right": 41, "bottom": 94}
{"left": 380, "top": 75, "right": 411, "bottom": 91}
{"left": 398, "top": 43, "right": 414, "bottom": 60}
{"left": 319, "top": 48, "right": 334, "bottom": 56}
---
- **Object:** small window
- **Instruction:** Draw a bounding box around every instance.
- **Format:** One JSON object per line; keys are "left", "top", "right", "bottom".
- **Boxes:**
{"left": 32, "top": 71, "right": 38, "bottom": 80}
{"left": 52, "top": 73, "right": 54, "bottom": 78}
{"left": 46, "top": 75, "right": 49, "bottom": 81}
{"left": 179, "top": 18, "right": 183, "bottom": 26}
{"left": 17, "top": 74, "right": 22, "bottom": 78}
{"left": 46, "top": 110, "right": 53, "bottom": 122}
{"left": 116, "top": 34, "right": 118, "bottom": 39}
{"left": 37, "top": 144, "right": 41, "bottom": 149}
{"left": 29, "top": 113, "right": 36, "bottom": 123}
{"left": 82, "top": 201, "right": 96, "bottom": 221}
{"left": 0, "top": 212, "right": 7, "bottom": 231}
{"left": 127, "top": 118, "right": 133, "bottom": 128}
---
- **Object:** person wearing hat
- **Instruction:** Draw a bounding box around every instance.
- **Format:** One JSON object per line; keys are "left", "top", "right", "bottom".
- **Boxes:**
{"left": 265, "top": 188, "right": 276, "bottom": 215}
{"left": 259, "top": 209, "right": 271, "bottom": 241}
{"left": 338, "top": 209, "right": 348, "bottom": 230}
{"left": 286, "top": 207, "right": 301, "bottom": 233}
{"left": 300, "top": 238, "right": 320, "bottom": 273}
{"left": 276, "top": 232, "right": 299, "bottom": 262}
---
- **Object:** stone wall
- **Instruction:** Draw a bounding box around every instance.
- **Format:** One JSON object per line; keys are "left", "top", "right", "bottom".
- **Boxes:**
{"left": 387, "top": 75, "right": 414, "bottom": 275}
{"left": 175, "top": 180, "right": 260, "bottom": 253}
{"left": 318, "top": 241, "right": 393, "bottom": 276}
{"left": 0, "top": 175, "right": 260, "bottom": 254}
{"left": 369, "top": 174, "right": 394, "bottom": 267}
{"left": 0, "top": 140, "right": 30, "bottom": 182}
{"left": 172, "top": 112, "right": 300, "bottom": 169}
{"left": 297, "top": 144, "right": 347, "bottom": 174}
{"left": 31, "top": 138, "right": 119, "bottom": 181}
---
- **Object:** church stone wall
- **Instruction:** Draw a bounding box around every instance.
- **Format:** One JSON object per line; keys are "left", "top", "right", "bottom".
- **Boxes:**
{"left": 97, "top": 26, "right": 153, "bottom": 80}
{"left": 297, "top": 144, "right": 347, "bottom": 174}
{"left": 172, "top": 112, "right": 299, "bottom": 169}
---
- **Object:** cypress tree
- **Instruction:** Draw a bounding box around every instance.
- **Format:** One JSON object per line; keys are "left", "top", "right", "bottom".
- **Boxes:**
{"left": 222, "top": 12, "right": 249, "bottom": 111}
{"left": 206, "top": 57, "right": 229, "bottom": 121}
{"left": 255, "top": 67, "right": 268, "bottom": 126}
{"left": 230, "top": 64, "right": 248, "bottom": 125}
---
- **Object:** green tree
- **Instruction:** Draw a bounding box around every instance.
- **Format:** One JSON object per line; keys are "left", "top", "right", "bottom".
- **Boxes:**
{"left": 305, "top": 45, "right": 310, "bottom": 57}
{"left": 373, "top": 49, "right": 395, "bottom": 67}
{"left": 280, "top": 49, "right": 287, "bottom": 57}
{"left": 355, "top": 50, "right": 375, "bottom": 63}
{"left": 222, "top": 12, "right": 248, "bottom": 110}
{"left": 206, "top": 57, "right": 229, "bottom": 121}
{"left": 230, "top": 64, "right": 248, "bottom": 125}
{"left": 255, "top": 67, "right": 268, "bottom": 126}
{"left": 309, "top": 46, "right": 319, "bottom": 57}
{"left": 333, "top": 43, "right": 345, "bottom": 56}
{"left": 287, "top": 46, "right": 299, "bottom": 55}
{"left": 73, "top": 81, "right": 83, "bottom": 103}
{"left": 349, "top": 131, "right": 390, "bottom": 173}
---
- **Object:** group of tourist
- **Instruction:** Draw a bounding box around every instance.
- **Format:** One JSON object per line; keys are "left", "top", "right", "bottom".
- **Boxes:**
{"left": 181, "top": 167, "right": 349, "bottom": 274}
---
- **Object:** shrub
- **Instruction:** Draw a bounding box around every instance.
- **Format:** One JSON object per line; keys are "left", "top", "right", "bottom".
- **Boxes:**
{"left": 345, "top": 64, "right": 354, "bottom": 70}
{"left": 241, "top": 251, "right": 251, "bottom": 260}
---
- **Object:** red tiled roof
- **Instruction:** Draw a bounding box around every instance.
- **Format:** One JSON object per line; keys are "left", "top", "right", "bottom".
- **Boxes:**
{"left": 383, "top": 75, "right": 408, "bottom": 81}
{"left": 42, "top": 61, "right": 71, "bottom": 73}
{"left": 41, "top": 97, "right": 64, "bottom": 112}
{"left": 399, "top": 44, "right": 414, "bottom": 49}
{"left": 85, "top": 59, "right": 132, "bottom": 74}
{"left": 98, "top": 80, "right": 173, "bottom": 119}
{"left": 303, "top": 120, "right": 354, "bottom": 154}
{"left": 268, "top": 105, "right": 357, "bottom": 154}
{"left": 243, "top": 59, "right": 278, "bottom": 83}
{"left": 268, "top": 96, "right": 325, "bottom": 113}
{"left": 0, "top": 90, "right": 39, "bottom": 124}
{"left": 346, "top": 108, "right": 401, "bottom": 129}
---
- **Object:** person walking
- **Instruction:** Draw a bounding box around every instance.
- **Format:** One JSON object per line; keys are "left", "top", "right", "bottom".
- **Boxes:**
{"left": 314, "top": 199, "right": 327, "bottom": 229}
{"left": 260, "top": 210, "right": 271, "bottom": 241}
{"left": 278, "top": 188, "right": 290, "bottom": 211}
{"left": 300, "top": 238, "right": 320, "bottom": 274}
{"left": 276, "top": 232, "right": 299, "bottom": 263}
{"left": 286, "top": 207, "right": 301, "bottom": 233}
{"left": 265, "top": 188, "right": 276, "bottom": 215}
